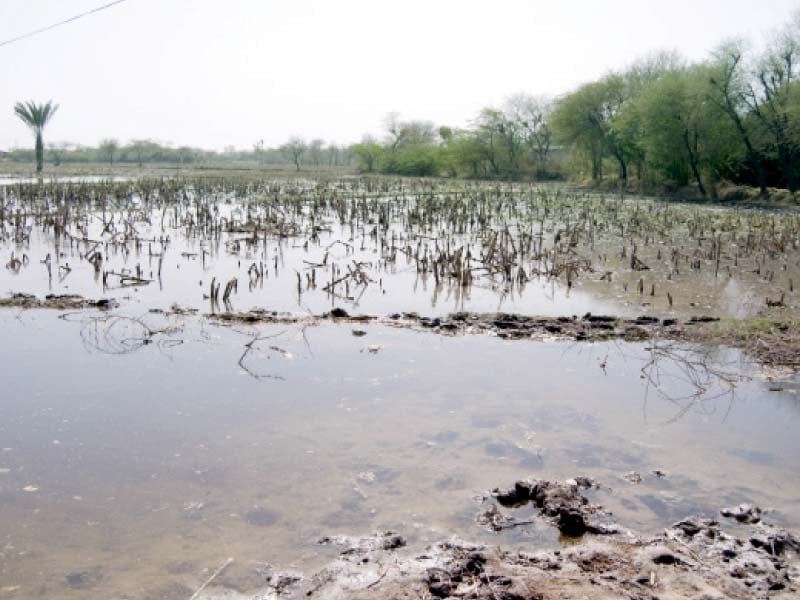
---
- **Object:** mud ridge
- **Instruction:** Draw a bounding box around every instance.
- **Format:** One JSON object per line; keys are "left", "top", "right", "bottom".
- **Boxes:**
{"left": 2, "top": 295, "right": 798, "bottom": 369}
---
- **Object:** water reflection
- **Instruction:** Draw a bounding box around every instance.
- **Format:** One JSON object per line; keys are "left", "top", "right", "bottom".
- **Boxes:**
{"left": 0, "top": 310, "right": 798, "bottom": 599}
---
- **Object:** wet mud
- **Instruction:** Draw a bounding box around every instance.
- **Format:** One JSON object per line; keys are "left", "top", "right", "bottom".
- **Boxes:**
{"left": 199, "top": 479, "right": 799, "bottom": 599}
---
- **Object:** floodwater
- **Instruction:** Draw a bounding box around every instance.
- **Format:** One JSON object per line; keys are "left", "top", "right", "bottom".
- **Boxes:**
{"left": 1, "top": 179, "right": 799, "bottom": 598}
{"left": 0, "top": 176, "right": 132, "bottom": 186}
{"left": 2, "top": 221, "right": 626, "bottom": 319}
{"left": 0, "top": 310, "right": 798, "bottom": 599}
{"left": 1, "top": 179, "right": 798, "bottom": 319}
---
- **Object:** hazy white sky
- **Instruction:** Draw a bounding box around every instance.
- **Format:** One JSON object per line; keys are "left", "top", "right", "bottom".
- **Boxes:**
{"left": 0, "top": 0, "right": 797, "bottom": 150}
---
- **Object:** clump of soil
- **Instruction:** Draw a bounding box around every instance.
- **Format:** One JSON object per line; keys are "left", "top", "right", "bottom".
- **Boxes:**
{"left": 0, "top": 292, "right": 116, "bottom": 310}
{"left": 487, "top": 477, "right": 616, "bottom": 536}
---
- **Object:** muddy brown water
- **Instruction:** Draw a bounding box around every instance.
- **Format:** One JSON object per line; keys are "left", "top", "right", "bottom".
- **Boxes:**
{"left": 0, "top": 310, "right": 798, "bottom": 599}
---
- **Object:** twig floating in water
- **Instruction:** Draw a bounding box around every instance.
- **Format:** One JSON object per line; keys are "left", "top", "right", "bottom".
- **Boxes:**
{"left": 188, "top": 557, "right": 234, "bottom": 600}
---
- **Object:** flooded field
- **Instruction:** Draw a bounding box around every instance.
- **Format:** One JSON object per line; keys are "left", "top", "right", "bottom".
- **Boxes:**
{"left": 1, "top": 177, "right": 798, "bottom": 318}
{"left": 1, "top": 310, "right": 798, "bottom": 599}
{"left": 1, "top": 177, "right": 799, "bottom": 599}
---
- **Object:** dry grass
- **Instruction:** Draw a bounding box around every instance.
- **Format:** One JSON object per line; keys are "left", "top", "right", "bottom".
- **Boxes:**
{"left": 680, "top": 317, "right": 800, "bottom": 368}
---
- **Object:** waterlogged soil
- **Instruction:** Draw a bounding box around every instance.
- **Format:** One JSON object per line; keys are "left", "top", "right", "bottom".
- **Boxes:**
{"left": 1, "top": 178, "right": 799, "bottom": 598}
{"left": 0, "top": 178, "right": 798, "bottom": 319}
{"left": 0, "top": 310, "right": 798, "bottom": 599}
{"left": 276, "top": 515, "right": 800, "bottom": 599}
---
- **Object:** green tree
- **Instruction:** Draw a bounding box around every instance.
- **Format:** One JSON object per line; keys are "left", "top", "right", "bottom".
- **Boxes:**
{"left": 99, "top": 138, "right": 119, "bottom": 166}
{"left": 379, "top": 115, "right": 440, "bottom": 176}
{"left": 708, "top": 42, "right": 768, "bottom": 194}
{"left": 308, "top": 138, "right": 325, "bottom": 166}
{"left": 349, "top": 135, "right": 383, "bottom": 173}
{"left": 504, "top": 93, "right": 553, "bottom": 175}
{"left": 253, "top": 139, "right": 265, "bottom": 166}
{"left": 13, "top": 100, "right": 59, "bottom": 173}
{"left": 281, "top": 136, "right": 307, "bottom": 170}
{"left": 471, "top": 108, "right": 520, "bottom": 178}
{"left": 383, "top": 113, "right": 437, "bottom": 151}
{"left": 552, "top": 52, "right": 682, "bottom": 183}
{"left": 384, "top": 145, "right": 441, "bottom": 176}
{"left": 636, "top": 66, "right": 734, "bottom": 194}
{"left": 440, "top": 129, "right": 483, "bottom": 177}
{"left": 551, "top": 82, "right": 609, "bottom": 181}
{"left": 745, "top": 21, "right": 800, "bottom": 191}
{"left": 127, "top": 139, "right": 157, "bottom": 167}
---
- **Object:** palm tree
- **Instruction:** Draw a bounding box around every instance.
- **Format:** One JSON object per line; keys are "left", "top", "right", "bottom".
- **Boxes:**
{"left": 13, "top": 100, "right": 59, "bottom": 173}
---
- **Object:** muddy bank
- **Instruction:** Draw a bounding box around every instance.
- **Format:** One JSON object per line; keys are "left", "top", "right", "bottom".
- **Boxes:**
{"left": 197, "top": 478, "right": 799, "bottom": 599}
{"left": 577, "top": 180, "right": 800, "bottom": 210}
{"left": 0, "top": 292, "right": 117, "bottom": 310}
{"left": 206, "top": 307, "right": 800, "bottom": 369}
{"left": 2, "top": 292, "right": 798, "bottom": 369}
{"left": 301, "top": 527, "right": 798, "bottom": 599}
{"left": 392, "top": 311, "right": 800, "bottom": 369}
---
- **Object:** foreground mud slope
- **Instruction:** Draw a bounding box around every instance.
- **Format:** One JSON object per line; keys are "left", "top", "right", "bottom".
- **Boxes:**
{"left": 193, "top": 479, "right": 799, "bottom": 600}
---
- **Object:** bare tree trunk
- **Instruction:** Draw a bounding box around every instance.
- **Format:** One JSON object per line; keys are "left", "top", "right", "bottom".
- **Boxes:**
{"left": 772, "top": 124, "right": 798, "bottom": 192}
{"left": 710, "top": 56, "right": 767, "bottom": 195}
{"left": 724, "top": 101, "right": 766, "bottom": 194}
{"left": 35, "top": 132, "right": 43, "bottom": 173}
{"left": 591, "top": 139, "right": 603, "bottom": 182}
{"left": 684, "top": 129, "right": 706, "bottom": 197}
{"left": 610, "top": 146, "right": 627, "bottom": 182}
{"left": 755, "top": 73, "right": 798, "bottom": 192}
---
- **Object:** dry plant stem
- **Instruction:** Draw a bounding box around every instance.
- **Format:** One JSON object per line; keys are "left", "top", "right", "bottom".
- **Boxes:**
{"left": 236, "top": 328, "right": 288, "bottom": 380}
{"left": 188, "top": 557, "right": 233, "bottom": 600}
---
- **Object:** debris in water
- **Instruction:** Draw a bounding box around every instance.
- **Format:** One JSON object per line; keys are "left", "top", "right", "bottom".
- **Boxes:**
{"left": 720, "top": 503, "right": 763, "bottom": 524}
{"left": 623, "top": 471, "right": 643, "bottom": 484}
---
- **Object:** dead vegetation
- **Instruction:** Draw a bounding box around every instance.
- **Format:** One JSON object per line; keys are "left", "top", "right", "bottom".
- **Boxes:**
{"left": 678, "top": 318, "right": 800, "bottom": 368}
{"left": 0, "top": 176, "right": 798, "bottom": 318}
{"left": 1, "top": 176, "right": 798, "bottom": 600}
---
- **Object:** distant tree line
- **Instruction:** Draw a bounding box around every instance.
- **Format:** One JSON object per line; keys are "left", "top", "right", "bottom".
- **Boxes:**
{"left": 347, "top": 99, "right": 557, "bottom": 180}
{"left": 6, "top": 11, "right": 799, "bottom": 192}
{"left": 3, "top": 137, "right": 355, "bottom": 170}
{"left": 347, "top": 12, "right": 800, "bottom": 193}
